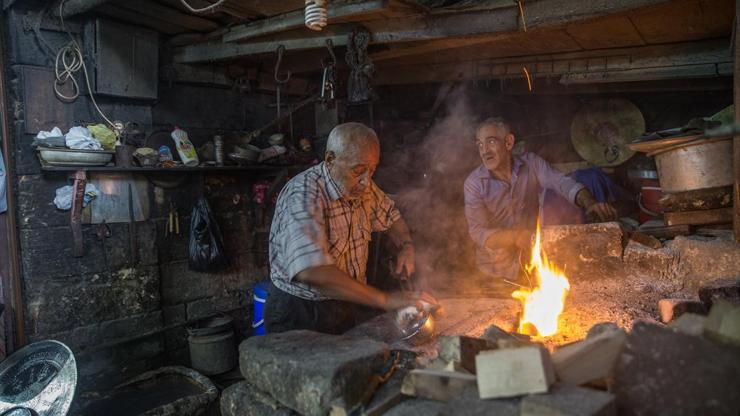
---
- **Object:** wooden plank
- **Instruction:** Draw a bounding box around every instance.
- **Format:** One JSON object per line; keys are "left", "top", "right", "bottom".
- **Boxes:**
{"left": 174, "top": 0, "right": 672, "bottom": 62}
{"left": 664, "top": 208, "right": 734, "bottom": 226}
{"left": 400, "top": 369, "right": 477, "bottom": 402}
{"left": 96, "top": 4, "right": 186, "bottom": 34}
{"left": 565, "top": 15, "right": 645, "bottom": 49}
{"left": 559, "top": 64, "right": 722, "bottom": 84}
{"left": 735, "top": 0, "right": 740, "bottom": 243}
{"left": 629, "top": 0, "right": 734, "bottom": 44}
{"left": 223, "top": 0, "right": 388, "bottom": 43}
{"left": 57, "top": 0, "right": 110, "bottom": 17}
{"left": 116, "top": 0, "right": 220, "bottom": 32}
{"left": 659, "top": 186, "right": 733, "bottom": 212}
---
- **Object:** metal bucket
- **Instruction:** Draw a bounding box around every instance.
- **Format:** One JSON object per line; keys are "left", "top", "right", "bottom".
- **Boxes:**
{"left": 652, "top": 136, "right": 733, "bottom": 193}
{"left": 187, "top": 315, "right": 236, "bottom": 375}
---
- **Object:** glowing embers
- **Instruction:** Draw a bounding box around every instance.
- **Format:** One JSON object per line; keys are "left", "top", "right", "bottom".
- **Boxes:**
{"left": 512, "top": 222, "right": 570, "bottom": 337}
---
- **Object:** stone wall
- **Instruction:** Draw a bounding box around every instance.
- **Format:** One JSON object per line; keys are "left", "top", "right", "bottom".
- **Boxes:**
{"left": 2, "top": 1, "right": 275, "bottom": 389}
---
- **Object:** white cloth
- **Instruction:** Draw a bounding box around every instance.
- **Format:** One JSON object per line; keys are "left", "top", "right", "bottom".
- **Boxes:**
{"left": 53, "top": 184, "right": 98, "bottom": 210}
{"left": 35, "top": 126, "right": 64, "bottom": 139}
{"left": 65, "top": 126, "right": 102, "bottom": 150}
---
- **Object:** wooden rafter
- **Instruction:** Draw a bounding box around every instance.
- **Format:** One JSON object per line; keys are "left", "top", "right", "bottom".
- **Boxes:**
{"left": 223, "top": 0, "right": 389, "bottom": 43}
{"left": 174, "top": 0, "right": 673, "bottom": 63}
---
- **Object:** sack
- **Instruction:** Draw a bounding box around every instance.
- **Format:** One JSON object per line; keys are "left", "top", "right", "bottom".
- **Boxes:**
{"left": 188, "top": 197, "right": 229, "bottom": 272}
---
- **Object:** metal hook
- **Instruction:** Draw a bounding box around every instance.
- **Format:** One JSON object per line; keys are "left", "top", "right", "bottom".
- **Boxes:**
{"left": 274, "top": 45, "right": 291, "bottom": 84}
{"left": 322, "top": 38, "right": 337, "bottom": 68}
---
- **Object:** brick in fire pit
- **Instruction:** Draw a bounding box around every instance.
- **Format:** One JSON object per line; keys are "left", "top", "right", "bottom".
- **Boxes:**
{"left": 552, "top": 327, "right": 627, "bottom": 386}
{"left": 704, "top": 300, "right": 740, "bottom": 346}
{"left": 438, "top": 336, "right": 496, "bottom": 374}
{"left": 658, "top": 298, "right": 707, "bottom": 323}
{"left": 476, "top": 346, "right": 555, "bottom": 399}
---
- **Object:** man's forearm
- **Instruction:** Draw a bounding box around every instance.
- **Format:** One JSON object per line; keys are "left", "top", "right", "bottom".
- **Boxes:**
{"left": 387, "top": 217, "right": 413, "bottom": 247}
{"left": 295, "top": 265, "right": 388, "bottom": 309}
{"left": 484, "top": 229, "right": 529, "bottom": 250}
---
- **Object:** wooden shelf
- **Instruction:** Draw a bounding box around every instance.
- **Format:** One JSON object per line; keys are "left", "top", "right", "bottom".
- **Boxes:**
{"left": 39, "top": 163, "right": 304, "bottom": 173}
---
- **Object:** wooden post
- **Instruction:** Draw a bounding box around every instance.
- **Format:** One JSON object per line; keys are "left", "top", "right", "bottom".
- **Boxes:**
{"left": 735, "top": 0, "right": 740, "bottom": 243}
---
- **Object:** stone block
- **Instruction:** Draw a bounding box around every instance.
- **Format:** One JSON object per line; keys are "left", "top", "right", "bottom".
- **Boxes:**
{"left": 476, "top": 346, "right": 555, "bottom": 399}
{"left": 668, "top": 313, "right": 706, "bottom": 336}
{"left": 401, "top": 369, "right": 477, "bottom": 402}
{"left": 521, "top": 385, "right": 616, "bottom": 416}
{"left": 698, "top": 277, "right": 740, "bottom": 308}
{"left": 666, "top": 237, "right": 740, "bottom": 291}
{"left": 586, "top": 322, "right": 620, "bottom": 338}
{"left": 383, "top": 399, "right": 444, "bottom": 416}
{"left": 16, "top": 174, "right": 70, "bottom": 228}
{"left": 98, "top": 311, "right": 163, "bottom": 342}
{"left": 239, "top": 331, "right": 389, "bottom": 416}
{"left": 704, "top": 300, "right": 740, "bottom": 346}
{"left": 481, "top": 324, "right": 533, "bottom": 349}
{"left": 160, "top": 260, "right": 224, "bottom": 305}
{"left": 186, "top": 290, "right": 244, "bottom": 320}
{"left": 220, "top": 381, "right": 295, "bottom": 416}
{"left": 25, "top": 266, "right": 160, "bottom": 335}
{"left": 622, "top": 240, "right": 679, "bottom": 280}
{"left": 658, "top": 299, "right": 706, "bottom": 323}
{"left": 438, "top": 336, "right": 495, "bottom": 373}
{"left": 439, "top": 385, "right": 519, "bottom": 416}
{"left": 541, "top": 222, "right": 624, "bottom": 279}
{"left": 552, "top": 328, "right": 626, "bottom": 386}
{"left": 614, "top": 321, "right": 740, "bottom": 415}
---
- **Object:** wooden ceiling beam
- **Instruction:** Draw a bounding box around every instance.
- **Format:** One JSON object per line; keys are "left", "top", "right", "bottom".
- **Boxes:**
{"left": 174, "top": 0, "right": 673, "bottom": 63}
{"left": 373, "top": 38, "right": 732, "bottom": 85}
{"left": 116, "top": 0, "right": 220, "bottom": 32}
{"left": 223, "top": 0, "right": 389, "bottom": 43}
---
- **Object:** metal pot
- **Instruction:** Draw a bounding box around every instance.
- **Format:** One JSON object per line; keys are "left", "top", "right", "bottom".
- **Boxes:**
{"left": 650, "top": 136, "right": 733, "bottom": 193}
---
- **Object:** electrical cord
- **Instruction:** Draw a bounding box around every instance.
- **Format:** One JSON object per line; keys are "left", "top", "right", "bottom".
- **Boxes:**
{"left": 55, "top": 0, "right": 115, "bottom": 128}
{"left": 179, "top": 0, "right": 227, "bottom": 14}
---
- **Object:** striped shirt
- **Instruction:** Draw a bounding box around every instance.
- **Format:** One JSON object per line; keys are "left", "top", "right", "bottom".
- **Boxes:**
{"left": 269, "top": 162, "right": 401, "bottom": 300}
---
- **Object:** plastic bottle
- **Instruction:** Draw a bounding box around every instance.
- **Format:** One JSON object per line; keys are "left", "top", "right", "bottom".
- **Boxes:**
{"left": 171, "top": 127, "right": 199, "bottom": 167}
{"left": 158, "top": 145, "right": 174, "bottom": 162}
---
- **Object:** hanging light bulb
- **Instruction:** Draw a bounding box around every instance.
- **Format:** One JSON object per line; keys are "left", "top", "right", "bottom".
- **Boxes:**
{"left": 305, "top": 0, "right": 328, "bottom": 31}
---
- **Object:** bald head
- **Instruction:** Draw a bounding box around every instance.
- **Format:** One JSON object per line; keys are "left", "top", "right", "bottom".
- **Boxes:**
{"left": 326, "top": 122, "right": 380, "bottom": 158}
{"left": 325, "top": 122, "right": 380, "bottom": 199}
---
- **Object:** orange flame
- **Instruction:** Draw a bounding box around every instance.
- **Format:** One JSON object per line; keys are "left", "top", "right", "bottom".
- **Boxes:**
{"left": 511, "top": 221, "right": 570, "bottom": 337}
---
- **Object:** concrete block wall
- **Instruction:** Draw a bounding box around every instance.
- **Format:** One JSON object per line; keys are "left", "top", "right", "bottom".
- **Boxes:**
{"left": 2, "top": 1, "right": 276, "bottom": 390}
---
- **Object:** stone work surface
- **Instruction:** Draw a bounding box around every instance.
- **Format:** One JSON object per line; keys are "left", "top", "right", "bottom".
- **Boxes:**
{"left": 541, "top": 222, "right": 625, "bottom": 279}
{"left": 521, "top": 385, "right": 616, "bottom": 416}
{"left": 221, "top": 381, "right": 295, "bottom": 416}
{"left": 239, "top": 331, "right": 389, "bottom": 416}
{"left": 614, "top": 321, "right": 740, "bottom": 415}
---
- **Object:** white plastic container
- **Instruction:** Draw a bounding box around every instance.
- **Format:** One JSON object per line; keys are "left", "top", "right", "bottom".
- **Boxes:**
{"left": 171, "top": 127, "right": 199, "bottom": 167}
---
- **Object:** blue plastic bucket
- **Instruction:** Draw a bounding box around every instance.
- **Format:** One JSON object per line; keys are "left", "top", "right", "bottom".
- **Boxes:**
{"left": 252, "top": 281, "right": 269, "bottom": 336}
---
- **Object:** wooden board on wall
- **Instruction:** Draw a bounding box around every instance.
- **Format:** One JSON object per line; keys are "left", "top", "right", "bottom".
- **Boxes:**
{"left": 21, "top": 66, "right": 74, "bottom": 134}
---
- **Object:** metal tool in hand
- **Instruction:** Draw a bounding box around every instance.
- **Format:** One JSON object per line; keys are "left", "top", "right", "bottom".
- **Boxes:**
{"left": 273, "top": 45, "right": 291, "bottom": 131}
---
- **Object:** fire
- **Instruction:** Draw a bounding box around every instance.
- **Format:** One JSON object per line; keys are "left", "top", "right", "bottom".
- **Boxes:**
{"left": 511, "top": 222, "right": 570, "bottom": 337}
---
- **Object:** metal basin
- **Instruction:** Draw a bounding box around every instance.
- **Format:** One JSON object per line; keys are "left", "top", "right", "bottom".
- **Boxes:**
{"left": 652, "top": 136, "right": 733, "bottom": 193}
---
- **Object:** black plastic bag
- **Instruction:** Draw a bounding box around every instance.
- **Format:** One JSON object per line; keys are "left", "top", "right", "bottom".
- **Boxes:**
{"left": 189, "top": 197, "right": 229, "bottom": 272}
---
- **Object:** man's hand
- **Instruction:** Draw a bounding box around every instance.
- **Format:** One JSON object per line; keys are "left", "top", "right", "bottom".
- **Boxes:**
{"left": 383, "top": 290, "right": 439, "bottom": 311}
{"left": 394, "top": 243, "right": 415, "bottom": 278}
{"left": 576, "top": 188, "right": 618, "bottom": 222}
{"left": 586, "top": 202, "right": 618, "bottom": 222}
